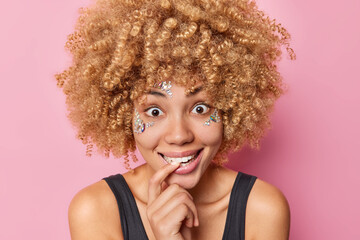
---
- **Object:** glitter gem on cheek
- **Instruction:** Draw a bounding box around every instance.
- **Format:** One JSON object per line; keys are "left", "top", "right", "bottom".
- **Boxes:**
{"left": 133, "top": 109, "right": 154, "bottom": 134}
{"left": 154, "top": 81, "right": 173, "bottom": 97}
{"left": 204, "top": 109, "right": 221, "bottom": 126}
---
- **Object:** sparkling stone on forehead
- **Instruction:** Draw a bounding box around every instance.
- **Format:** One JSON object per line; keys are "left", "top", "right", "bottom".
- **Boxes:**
{"left": 161, "top": 82, "right": 171, "bottom": 90}
{"left": 154, "top": 81, "right": 173, "bottom": 97}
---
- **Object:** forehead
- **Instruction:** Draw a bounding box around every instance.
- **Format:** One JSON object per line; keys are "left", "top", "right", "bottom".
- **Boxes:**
{"left": 136, "top": 83, "right": 208, "bottom": 105}
{"left": 133, "top": 70, "right": 214, "bottom": 105}
{"left": 150, "top": 83, "right": 203, "bottom": 96}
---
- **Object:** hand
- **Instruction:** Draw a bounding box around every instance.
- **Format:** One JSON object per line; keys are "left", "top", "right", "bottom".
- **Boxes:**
{"left": 147, "top": 163, "right": 199, "bottom": 240}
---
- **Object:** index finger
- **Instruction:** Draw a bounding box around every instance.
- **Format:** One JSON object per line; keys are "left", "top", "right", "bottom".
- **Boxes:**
{"left": 148, "top": 163, "right": 180, "bottom": 205}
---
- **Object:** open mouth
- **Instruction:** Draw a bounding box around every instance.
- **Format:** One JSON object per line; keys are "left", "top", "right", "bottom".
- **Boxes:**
{"left": 159, "top": 149, "right": 202, "bottom": 167}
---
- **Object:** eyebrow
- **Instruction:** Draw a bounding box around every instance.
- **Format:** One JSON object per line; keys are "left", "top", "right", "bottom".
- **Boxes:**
{"left": 188, "top": 86, "right": 203, "bottom": 96}
{"left": 148, "top": 90, "right": 167, "bottom": 98}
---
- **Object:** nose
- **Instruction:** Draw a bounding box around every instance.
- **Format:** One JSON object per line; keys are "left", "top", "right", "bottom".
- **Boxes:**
{"left": 164, "top": 116, "right": 194, "bottom": 146}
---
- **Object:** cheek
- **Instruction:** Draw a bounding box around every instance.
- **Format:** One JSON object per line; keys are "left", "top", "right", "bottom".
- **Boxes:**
{"left": 134, "top": 130, "right": 161, "bottom": 151}
{"left": 196, "top": 123, "right": 223, "bottom": 147}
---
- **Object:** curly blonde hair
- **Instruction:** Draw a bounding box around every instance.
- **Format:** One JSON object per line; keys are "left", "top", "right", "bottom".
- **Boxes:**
{"left": 56, "top": 0, "right": 295, "bottom": 166}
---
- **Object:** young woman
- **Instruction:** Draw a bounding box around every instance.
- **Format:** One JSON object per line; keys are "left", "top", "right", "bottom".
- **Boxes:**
{"left": 57, "top": 0, "right": 295, "bottom": 239}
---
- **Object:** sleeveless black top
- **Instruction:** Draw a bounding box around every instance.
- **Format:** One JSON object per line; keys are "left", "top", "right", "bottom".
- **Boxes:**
{"left": 104, "top": 172, "right": 257, "bottom": 240}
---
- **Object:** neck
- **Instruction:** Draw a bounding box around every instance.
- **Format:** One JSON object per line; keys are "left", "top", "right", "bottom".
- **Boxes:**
{"left": 188, "top": 163, "right": 225, "bottom": 204}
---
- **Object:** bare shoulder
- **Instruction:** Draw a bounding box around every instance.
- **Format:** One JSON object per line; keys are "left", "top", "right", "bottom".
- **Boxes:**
{"left": 68, "top": 180, "right": 123, "bottom": 240}
{"left": 245, "top": 179, "right": 290, "bottom": 240}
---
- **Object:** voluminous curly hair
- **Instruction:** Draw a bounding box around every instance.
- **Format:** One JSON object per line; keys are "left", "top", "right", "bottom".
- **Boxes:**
{"left": 56, "top": 0, "right": 295, "bottom": 166}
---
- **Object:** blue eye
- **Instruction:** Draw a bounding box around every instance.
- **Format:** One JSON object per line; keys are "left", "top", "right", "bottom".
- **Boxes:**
{"left": 192, "top": 104, "right": 210, "bottom": 114}
{"left": 145, "top": 107, "right": 164, "bottom": 117}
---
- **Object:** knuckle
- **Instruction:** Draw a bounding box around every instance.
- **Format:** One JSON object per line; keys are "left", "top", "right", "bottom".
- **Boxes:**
{"left": 148, "top": 176, "right": 158, "bottom": 186}
{"left": 148, "top": 211, "right": 160, "bottom": 223}
{"left": 178, "top": 203, "right": 188, "bottom": 213}
{"left": 170, "top": 183, "right": 180, "bottom": 191}
{"left": 157, "top": 221, "right": 169, "bottom": 232}
{"left": 177, "top": 192, "right": 189, "bottom": 202}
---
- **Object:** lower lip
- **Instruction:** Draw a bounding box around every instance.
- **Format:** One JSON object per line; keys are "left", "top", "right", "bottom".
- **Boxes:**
{"left": 161, "top": 150, "right": 203, "bottom": 175}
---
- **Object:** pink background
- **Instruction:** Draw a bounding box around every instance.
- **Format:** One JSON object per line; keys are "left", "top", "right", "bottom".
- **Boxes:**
{"left": 1, "top": 0, "right": 359, "bottom": 239}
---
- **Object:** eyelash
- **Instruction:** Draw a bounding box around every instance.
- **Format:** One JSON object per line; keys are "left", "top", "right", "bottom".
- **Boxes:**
{"left": 144, "top": 106, "right": 164, "bottom": 117}
{"left": 144, "top": 103, "right": 211, "bottom": 118}
{"left": 191, "top": 103, "right": 211, "bottom": 115}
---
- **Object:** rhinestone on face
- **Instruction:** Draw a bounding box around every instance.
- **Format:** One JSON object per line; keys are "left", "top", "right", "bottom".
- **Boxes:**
{"left": 134, "top": 110, "right": 145, "bottom": 134}
{"left": 154, "top": 81, "right": 173, "bottom": 97}
{"left": 134, "top": 109, "right": 155, "bottom": 134}
{"left": 204, "top": 109, "right": 221, "bottom": 126}
{"left": 137, "top": 122, "right": 145, "bottom": 133}
{"left": 210, "top": 109, "right": 221, "bottom": 122}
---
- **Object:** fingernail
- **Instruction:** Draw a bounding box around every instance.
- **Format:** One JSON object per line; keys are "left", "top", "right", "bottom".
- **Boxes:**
{"left": 170, "top": 162, "right": 180, "bottom": 166}
{"left": 195, "top": 219, "right": 199, "bottom": 227}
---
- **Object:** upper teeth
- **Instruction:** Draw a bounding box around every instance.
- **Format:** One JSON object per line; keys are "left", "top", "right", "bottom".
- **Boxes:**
{"left": 163, "top": 155, "right": 195, "bottom": 163}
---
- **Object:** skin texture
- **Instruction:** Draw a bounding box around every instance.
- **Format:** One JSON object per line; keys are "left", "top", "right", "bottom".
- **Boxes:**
{"left": 68, "top": 85, "right": 290, "bottom": 240}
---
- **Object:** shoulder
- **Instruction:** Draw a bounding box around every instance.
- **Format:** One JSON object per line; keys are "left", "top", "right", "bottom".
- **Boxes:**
{"left": 245, "top": 178, "right": 290, "bottom": 240}
{"left": 68, "top": 180, "right": 123, "bottom": 240}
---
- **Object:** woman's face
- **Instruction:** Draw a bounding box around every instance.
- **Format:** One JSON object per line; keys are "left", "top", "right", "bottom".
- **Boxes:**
{"left": 133, "top": 83, "right": 223, "bottom": 189}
